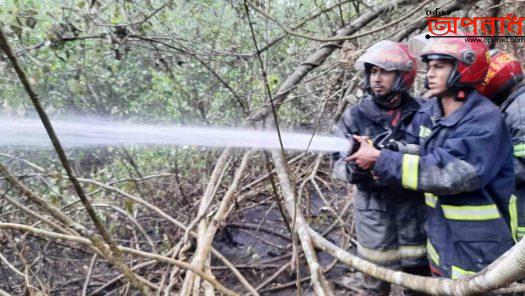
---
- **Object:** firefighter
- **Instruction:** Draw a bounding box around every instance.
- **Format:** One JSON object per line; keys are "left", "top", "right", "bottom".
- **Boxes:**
{"left": 333, "top": 40, "right": 429, "bottom": 296}
{"left": 348, "top": 32, "right": 517, "bottom": 279}
{"left": 477, "top": 49, "right": 525, "bottom": 240}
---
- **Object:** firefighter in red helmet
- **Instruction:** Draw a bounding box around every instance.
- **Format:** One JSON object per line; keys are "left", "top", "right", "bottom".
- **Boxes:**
{"left": 348, "top": 31, "right": 516, "bottom": 279}
{"left": 333, "top": 40, "right": 429, "bottom": 295}
{"left": 477, "top": 49, "right": 525, "bottom": 240}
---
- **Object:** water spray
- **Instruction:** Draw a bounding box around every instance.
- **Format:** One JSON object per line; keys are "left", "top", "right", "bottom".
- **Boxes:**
{"left": 0, "top": 117, "right": 351, "bottom": 153}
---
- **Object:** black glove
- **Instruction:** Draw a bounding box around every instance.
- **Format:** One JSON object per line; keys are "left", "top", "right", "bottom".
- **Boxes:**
{"left": 384, "top": 139, "right": 401, "bottom": 151}
{"left": 346, "top": 161, "right": 373, "bottom": 184}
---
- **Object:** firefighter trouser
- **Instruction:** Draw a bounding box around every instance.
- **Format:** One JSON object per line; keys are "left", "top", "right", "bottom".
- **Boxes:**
{"left": 354, "top": 189, "right": 428, "bottom": 295}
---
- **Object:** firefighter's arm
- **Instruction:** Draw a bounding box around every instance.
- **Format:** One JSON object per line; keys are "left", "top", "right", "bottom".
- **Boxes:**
{"left": 331, "top": 108, "right": 373, "bottom": 183}
{"left": 373, "top": 120, "right": 510, "bottom": 195}
{"left": 502, "top": 95, "right": 525, "bottom": 185}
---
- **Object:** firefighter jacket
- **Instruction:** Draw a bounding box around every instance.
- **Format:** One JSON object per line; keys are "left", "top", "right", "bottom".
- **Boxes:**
{"left": 373, "top": 91, "right": 516, "bottom": 278}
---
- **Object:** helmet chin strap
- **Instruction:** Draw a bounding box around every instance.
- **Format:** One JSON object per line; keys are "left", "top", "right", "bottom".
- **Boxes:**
{"left": 445, "top": 62, "right": 466, "bottom": 101}
{"left": 456, "top": 90, "right": 466, "bottom": 100}
{"left": 372, "top": 92, "right": 402, "bottom": 109}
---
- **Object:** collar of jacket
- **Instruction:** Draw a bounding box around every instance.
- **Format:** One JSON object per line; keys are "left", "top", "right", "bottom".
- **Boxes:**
{"left": 357, "top": 93, "right": 421, "bottom": 126}
{"left": 422, "top": 91, "right": 485, "bottom": 127}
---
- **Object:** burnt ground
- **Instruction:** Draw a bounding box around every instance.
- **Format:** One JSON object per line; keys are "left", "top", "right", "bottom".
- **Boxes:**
{"left": 212, "top": 187, "right": 407, "bottom": 295}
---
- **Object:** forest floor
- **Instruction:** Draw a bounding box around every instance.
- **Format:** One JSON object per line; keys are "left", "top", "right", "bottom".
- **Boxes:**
{"left": 0, "top": 176, "right": 407, "bottom": 295}
{"left": 212, "top": 187, "right": 406, "bottom": 296}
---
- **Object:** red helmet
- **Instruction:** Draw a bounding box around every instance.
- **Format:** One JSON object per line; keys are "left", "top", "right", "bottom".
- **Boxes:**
{"left": 476, "top": 49, "right": 524, "bottom": 100}
{"left": 420, "top": 31, "right": 490, "bottom": 91}
{"left": 355, "top": 40, "right": 417, "bottom": 93}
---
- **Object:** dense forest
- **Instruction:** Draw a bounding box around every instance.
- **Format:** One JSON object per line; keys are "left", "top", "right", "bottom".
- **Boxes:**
{"left": 1, "top": 0, "right": 525, "bottom": 295}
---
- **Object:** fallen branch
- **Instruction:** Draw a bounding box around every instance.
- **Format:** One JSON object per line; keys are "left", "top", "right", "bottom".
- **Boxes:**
{"left": 309, "top": 227, "right": 525, "bottom": 295}
{"left": 271, "top": 149, "right": 334, "bottom": 295}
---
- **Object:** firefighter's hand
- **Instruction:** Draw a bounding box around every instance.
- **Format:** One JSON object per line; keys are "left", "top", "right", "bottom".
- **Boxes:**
{"left": 345, "top": 135, "right": 381, "bottom": 170}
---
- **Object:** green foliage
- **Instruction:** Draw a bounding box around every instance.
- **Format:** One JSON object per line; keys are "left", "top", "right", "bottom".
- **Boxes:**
{"left": 1, "top": 0, "right": 352, "bottom": 122}
{"left": 0, "top": 0, "right": 355, "bottom": 187}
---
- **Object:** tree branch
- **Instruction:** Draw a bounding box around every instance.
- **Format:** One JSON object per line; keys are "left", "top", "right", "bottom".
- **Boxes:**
{"left": 246, "top": 0, "right": 426, "bottom": 42}
{"left": 181, "top": 150, "right": 258, "bottom": 296}
{"left": 309, "top": 226, "right": 525, "bottom": 295}
{"left": 0, "top": 26, "right": 149, "bottom": 294}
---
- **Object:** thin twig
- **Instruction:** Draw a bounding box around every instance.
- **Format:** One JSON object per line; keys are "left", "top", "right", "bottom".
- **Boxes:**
{"left": 81, "top": 254, "right": 97, "bottom": 296}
